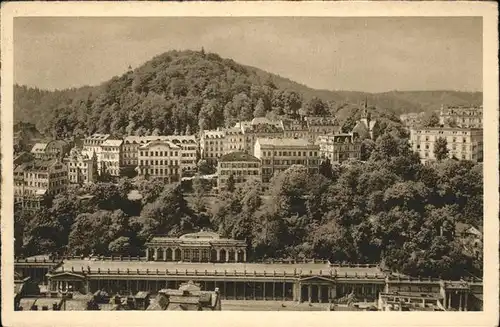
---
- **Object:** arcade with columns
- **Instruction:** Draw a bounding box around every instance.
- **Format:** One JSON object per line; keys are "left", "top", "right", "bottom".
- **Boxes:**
{"left": 144, "top": 231, "right": 247, "bottom": 263}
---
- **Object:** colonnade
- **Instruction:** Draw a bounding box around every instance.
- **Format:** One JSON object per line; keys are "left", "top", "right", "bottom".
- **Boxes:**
{"left": 443, "top": 290, "right": 469, "bottom": 311}
{"left": 145, "top": 247, "right": 247, "bottom": 263}
{"left": 50, "top": 276, "right": 386, "bottom": 304}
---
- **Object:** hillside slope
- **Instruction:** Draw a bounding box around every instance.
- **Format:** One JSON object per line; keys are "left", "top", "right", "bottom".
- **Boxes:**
{"left": 14, "top": 49, "right": 482, "bottom": 138}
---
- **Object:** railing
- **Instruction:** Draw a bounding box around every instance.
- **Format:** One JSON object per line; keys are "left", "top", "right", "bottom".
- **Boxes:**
{"left": 56, "top": 265, "right": 388, "bottom": 280}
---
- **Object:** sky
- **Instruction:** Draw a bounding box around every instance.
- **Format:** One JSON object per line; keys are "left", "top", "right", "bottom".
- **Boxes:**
{"left": 14, "top": 17, "right": 482, "bottom": 93}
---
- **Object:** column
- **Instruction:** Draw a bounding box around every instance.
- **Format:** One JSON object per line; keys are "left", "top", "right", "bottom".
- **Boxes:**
{"left": 172, "top": 248, "right": 176, "bottom": 261}
{"left": 163, "top": 249, "right": 167, "bottom": 261}
{"left": 318, "top": 285, "right": 322, "bottom": 303}
{"left": 153, "top": 248, "right": 158, "bottom": 261}
{"left": 243, "top": 250, "right": 247, "bottom": 262}
{"left": 297, "top": 283, "right": 302, "bottom": 302}
{"left": 273, "top": 282, "right": 276, "bottom": 300}
{"left": 283, "top": 282, "right": 286, "bottom": 301}
{"left": 225, "top": 249, "right": 229, "bottom": 262}
{"left": 253, "top": 282, "right": 256, "bottom": 300}
{"left": 448, "top": 293, "right": 452, "bottom": 309}
{"left": 223, "top": 281, "right": 226, "bottom": 299}
{"left": 464, "top": 292, "right": 468, "bottom": 311}
{"left": 199, "top": 249, "right": 202, "bottom": 262}
{"left": 459, "top": 292, "right": 463, "bottom": 311}
{"left": 145, "top": 248, "right": 149, "bottom": 260}
{"left": 243, "top": 282, "right": 246, "bottom": 300}
{"left": 308, "top": 284, "right": 312, "bottom": 303}
{"left": 216, "top": 249, "right": 221, "bottom": 262}
{"left": 263, "top": 282, "right": 266, "bottom": 300}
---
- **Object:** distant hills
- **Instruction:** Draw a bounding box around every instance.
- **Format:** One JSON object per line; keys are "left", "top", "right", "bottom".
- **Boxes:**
{"left": 14, "top": 49, "right": 482, "bottom": 138}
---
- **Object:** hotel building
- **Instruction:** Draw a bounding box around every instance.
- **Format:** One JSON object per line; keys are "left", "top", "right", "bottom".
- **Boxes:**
{"left": 100, "top": 139, "right": 123, "bottom": 177}
{"left": 136, "top": 140, "right": 182, "bottom": 182}
{"left": 123, "top": 135, "right": 198, "bottom": 173}
{"left": 304, "top": 116, "right": 341, "bottom": 143}
{"left": 281, "top": 119, "right": 309, "bottom": 140}
{"left": 409, "top": 127, "right": 483, "bottom": 163}
{"left": 65, "top": 148, "right": 97, "bottom": 185}
{"left": 439, "top": 105, "right": 483, "bottom": 128}
{"left": 254, "top": 138, "right": 320, "bottom": 183}
{"left": 318, "top": 133, "right": 362, "bottom": 163}
{"left": 200, "top": 130, "right": 225, "bottom": 163}
{"left": 30, "top": 140, "right": 71, "bottom": 160}
{"left": 223, "top": 128, "right": 246, "bottom": 154}
{"left": 217, "top": 152, "right": 261, "bottom": 191}
{"left": 14, "top": 159, "right": 68, "bottom": 210}
{"left": 82, "top": 134, "right": 110, "bottom": 173}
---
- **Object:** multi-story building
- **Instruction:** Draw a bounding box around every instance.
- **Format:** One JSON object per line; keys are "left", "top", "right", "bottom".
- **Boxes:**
{"left": 281, "top": 119, "right": 309, "bottom": 140}
{"left": 169, "top": 136, "right": 198, "bottom": 173}
{"left": 123, "top": 135, "right": 198, "bottom": 173}
{"left": 318, "top": 133, "right": 362, "bottom": 163}
{"left": 305, "top": 116, "right": 341, "bottom": 143}
{"left": 409, "top": 127, "right": 483, "bottom": 163}
{"left": 439, "top": 105, "right": 483, "bottom": 128}
{"left": 14, "top": 159, "right": 68, "bottom": 210}
{"left": 254, "top": 138, "right": 320, "bottom": 183}
{"left": 217, "top": 152, "right": 261, "bottom": 191}
{"left": 100, "top": 139, "right": 123, "bottom": 177}
{"left": 242, "top": 120, "right": 284, "bottom": 155}
{"left": 223, "top": 128, "right": 246, "bottom": 155}
{"left": 137, "top": 140, "right": 182, "bottom": 182}
{"left": 30, "top": 140, "right": 71, "bottom": 160}
{"left": 83, "top": 134, "right": 110, "bottom": 173}
{"left": 200, "top": 130, "right": 225, "bottom": 163}
{"left": 65, "top": 148, "right": 97, "bottom": 185}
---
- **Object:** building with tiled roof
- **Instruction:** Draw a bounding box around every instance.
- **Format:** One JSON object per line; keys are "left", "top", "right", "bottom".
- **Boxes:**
{"left": 14, "top": 159, "right": 68, "bottom": 210}
{"left": 318, "top": 133, "right": 362, "bottom": 163}
{"left": 145, "top": 231, "right": 247, "bottom": 263}
{"left": 136, "top": 140, "right": 182, "bottom": 182}
{"left": 217, "top": 152, "right": 261, "bottom": 191}
{"left": 439, "top": 104, "right": 483, "bottom": 128}
{"left": 254, "top": 138, "right": 320, "bottom": 182}
{"left": 65, "top": 147, "right": 97, "bottom": 184}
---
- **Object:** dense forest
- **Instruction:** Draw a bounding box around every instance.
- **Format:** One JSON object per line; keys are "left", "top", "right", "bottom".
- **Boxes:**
{"left": 14, "top": 130, "right": 483, "bottom": 280}
{"left": 14, "top": 49, "right": 482, "bottom": 139}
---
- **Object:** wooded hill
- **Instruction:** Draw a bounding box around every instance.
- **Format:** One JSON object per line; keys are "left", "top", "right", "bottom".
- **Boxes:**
{"left": 14, "top": 49, "right": 482, "bottom": 138}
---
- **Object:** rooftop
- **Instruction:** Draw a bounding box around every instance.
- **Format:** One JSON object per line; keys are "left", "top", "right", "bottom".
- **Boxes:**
{"left": 14, "top": 159, "right": 62, "bottom": 173}
{"left": 256, "top": 138, "right": 316, "bottom": 148}
{"left": 219, "top": 152, "right": 260, "bottom": 163}
{"left": 139, "top": 140, "right": 180, "bottom": 150}
{"left": 86, "top": 133, "right": 110, "bottom": 140}
{"left": 101, "top": 139, "right": 124, "bottom": 147}
{"left": 50, "top": 259, "right": 385, "bottom": 279}
{"left": 30, "top": 143, "right": 48, "bottom": 153}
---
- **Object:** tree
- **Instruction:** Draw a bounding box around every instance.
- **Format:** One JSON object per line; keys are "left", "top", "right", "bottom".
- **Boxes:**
{"left": 422, "top": 112, "right": 440, "bottom": 127}
{"left": 434, "top": 137, "right": 449, "bottom": 161}
{"left": 253, "top": 98, "right": 266, "bottom": 118}
{"left": 197, "top": 159, "right": 215, "bottom": 175}
{"left": 226, "top": 174, "right": 236, "bottom": 193}
{"left": 319, "top": 158, "right": 333, "bottom": 179}
{"left": 192, "top": 176, "right": 206, "bottom": 213}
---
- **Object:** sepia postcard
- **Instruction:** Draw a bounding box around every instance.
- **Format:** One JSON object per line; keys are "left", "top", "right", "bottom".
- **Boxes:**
{"left": 1, "top": 1, "right": 498, "bottom": 327}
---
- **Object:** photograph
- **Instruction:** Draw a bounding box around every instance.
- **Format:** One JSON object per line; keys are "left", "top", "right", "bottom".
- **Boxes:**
{"left": 1, "top": 2, "right": 498, "bottom": 326}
